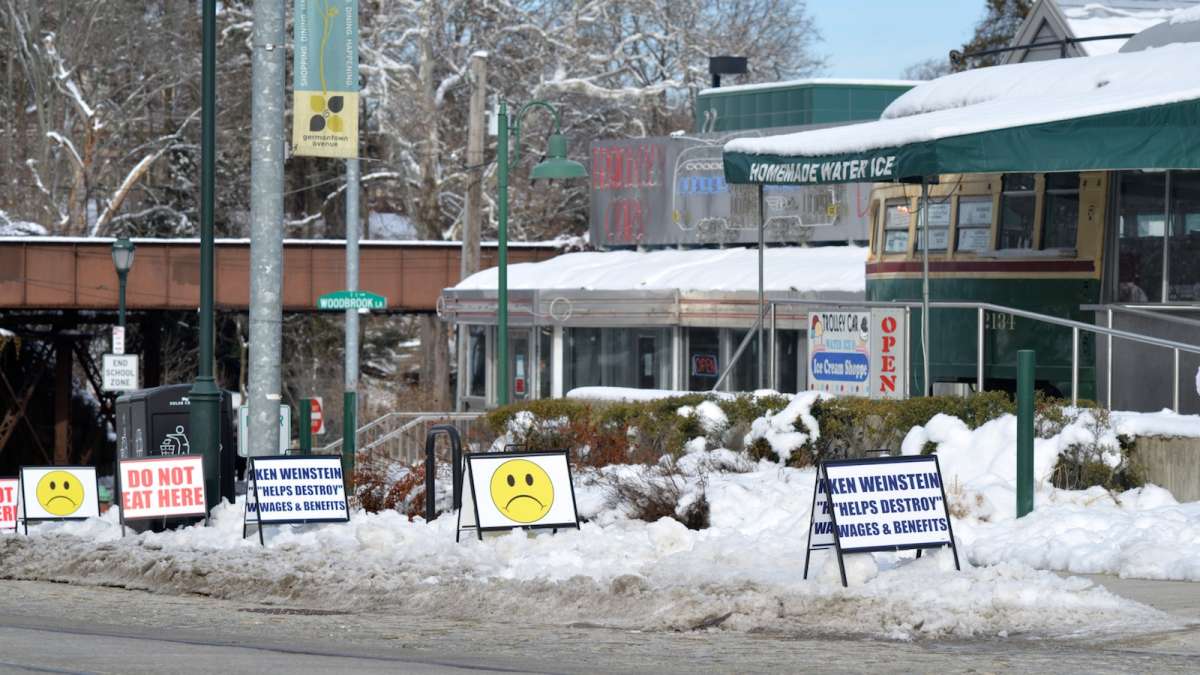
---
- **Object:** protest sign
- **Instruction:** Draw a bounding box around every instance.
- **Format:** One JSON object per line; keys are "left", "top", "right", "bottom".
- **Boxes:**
{"left": 18, "top": 466, "right": 101, "bottom": 534}
{"left": 803, "top": 455, "right": 960, "bottom": 586}
{"left": 0, "top": 478, "right": 18, "bottom": 531}
{"left": 117, "top": 455, "right": 207, "bottom": 534}
{"left": 243, "top": 455, "right": 349, "bottom": 545}
{"left": 457, "top": 450, "right": 579, "bottom": 542}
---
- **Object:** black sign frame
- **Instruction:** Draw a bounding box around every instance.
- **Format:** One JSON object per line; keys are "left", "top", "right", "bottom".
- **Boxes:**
{"left": 456, "top": 449, "right": 580, "bottom": 542}
{"left": 242, "top": 454, "right": 351, "bottom": 546}
{"left": 803, "top": 455, "right": 961, "bottom": 587}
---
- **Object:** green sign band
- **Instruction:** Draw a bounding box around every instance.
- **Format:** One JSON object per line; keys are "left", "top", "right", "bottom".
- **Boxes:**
{"left": 318, "top": 290, "right": 386, "bottom": 311}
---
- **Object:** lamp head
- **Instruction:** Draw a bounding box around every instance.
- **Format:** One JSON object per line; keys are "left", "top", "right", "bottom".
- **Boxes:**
{"left": 111, "top": 237, "right": 135, "bottom": 273}
{"left": 530, "top": 133, "right": 587, "bottom": 182}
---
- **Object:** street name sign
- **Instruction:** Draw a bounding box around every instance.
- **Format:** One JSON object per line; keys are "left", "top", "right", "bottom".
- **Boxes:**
{"left": 317, "top": 290, "right": 386, "bottom": 311}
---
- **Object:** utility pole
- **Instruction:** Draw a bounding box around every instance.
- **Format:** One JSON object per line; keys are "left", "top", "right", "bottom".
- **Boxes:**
{"left": 189, "top": 0, "right": 221, "bottom": 510}
{"left": 462, "top": 54, "right": 487, "bottom": 280}
{"left": 246, "top": 0, "right": 287, "bottom": 457}
{"left": 343, "top": 157, "right": 359, "bottom": 486}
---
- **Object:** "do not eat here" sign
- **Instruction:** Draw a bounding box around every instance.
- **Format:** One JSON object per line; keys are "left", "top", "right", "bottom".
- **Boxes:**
{"left": 118, "top": 455, "right": 207, "bottom": 521}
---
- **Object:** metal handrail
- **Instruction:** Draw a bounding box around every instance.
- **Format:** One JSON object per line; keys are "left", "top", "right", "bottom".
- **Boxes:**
{"left": 712, "top": 303, "right": 770, "bottom": 392}
{"left": 360, "top": 413, "right": 482, "bottom": 454}
{"left": 1081, "top": 304, "right": 1200, "bottom": 330}
{"left": 318, "top": 411, "right": 443, "bottom": 454}
{"left": 720, "top": 298, "right": 1200, "bottom": 410}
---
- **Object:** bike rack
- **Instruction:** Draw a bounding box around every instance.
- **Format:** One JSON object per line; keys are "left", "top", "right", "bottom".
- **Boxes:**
{"left": 423, "top": 425, "right": 463, "bottom": 522}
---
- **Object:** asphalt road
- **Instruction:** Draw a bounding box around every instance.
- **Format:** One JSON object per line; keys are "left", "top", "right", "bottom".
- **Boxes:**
{"left": 0, "top": 578, "right": 1196, "bottom": 674}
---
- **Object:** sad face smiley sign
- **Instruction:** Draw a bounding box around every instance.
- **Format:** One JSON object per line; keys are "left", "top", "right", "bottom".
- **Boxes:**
{"left": 489, "top": 458, "right": 554, "bottom": 523}
{"left": 36, "top": 470, "right": 84, "bottom": 516}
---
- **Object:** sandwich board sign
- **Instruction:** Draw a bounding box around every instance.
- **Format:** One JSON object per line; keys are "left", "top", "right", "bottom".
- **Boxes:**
{"left": 0, "top": 478, "right": 18, "bottom": 531}
{"left": 457, "top": 450, "right": 580, "bottom": 542}
{"left": 243, "top": 455, "right": 349, "bottom": 545}
{"left": 17, "top": 466, "right": 101, "bottom": 534}
{"left": 803, "top": 455, "right": 960, "bottom": 586}
{"left": 116, "top": 455, "right": 208, "bottom": 536}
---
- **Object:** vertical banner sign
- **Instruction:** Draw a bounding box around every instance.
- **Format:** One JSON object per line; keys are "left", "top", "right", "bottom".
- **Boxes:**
{"left": 808, "top": 311, "right": 870, "bottom": 396}
{"left": 869, "top": 308, "right": 907, "bottom": 400}
{"left": 0, "top": 478, "right": 18, "bottom": 531}
{"left": 293, "top": 0, "right": 358, "bottom": 158}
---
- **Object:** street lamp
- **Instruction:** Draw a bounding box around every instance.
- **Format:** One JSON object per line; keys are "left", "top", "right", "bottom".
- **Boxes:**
{"left": 496, "top": 100, "right": 587, "bottom": 407}
{"left": 110, "top": 237, "right": 135, "bottom": 329}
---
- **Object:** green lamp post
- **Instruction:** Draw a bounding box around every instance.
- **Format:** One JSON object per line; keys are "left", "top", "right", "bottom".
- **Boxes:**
{"left": 495, "top": 101, "right": 587, "bottom": 406}
{"left": 110, "top": 237, "right": 135, "bottom": 329}
{"left": 189, "top": 0, "right": 221, "bottom": 512}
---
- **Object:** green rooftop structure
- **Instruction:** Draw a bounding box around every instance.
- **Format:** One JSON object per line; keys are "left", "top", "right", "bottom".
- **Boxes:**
{"left": 695, "top": 79, "right": 919, "bottom": 133}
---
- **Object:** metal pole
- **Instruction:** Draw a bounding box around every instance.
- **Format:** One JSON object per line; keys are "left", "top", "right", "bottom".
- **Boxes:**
{"left": 1071, "top": 326, "right": 1079, "bottom": 407}
{"left": 769, "top": 302, "right": 777, "bottom": 391}
{"left": 1173, "top": 348, "right": 1180, "bottom": 411}
{"left": 1107, "top": 308, "right": 1113, "bottom": 409}
{"left": 1162, "top": 170, "right": 1171, "bottom": 303}
{"left": 497, "top": 102, "right": 509, "bottom": 407}
{"left": 1017, "top": 349, "right": 1035, "bottom": 518}
{"left": 462, "top": 55, "right": 486, "bottom": 281}
{"left": 188, "top": 0, "right": 222, "bottom": 512}
{"left": 976, "top": 306, "right": 984, "bottom": 392}
{"left": 344, "top": 157, "right": 360, "bottom": 491}
{"left": 246, "top": 0, "right": 286, "bottom": 461}
{"left": 920, "top": 178, "right": 930, "bottom": 396}
{"left": 117, "top": 271, "right": 128, "bottom": 330}
{"left": 300, "top": 399, "right": 312, "bottom": 453}
{"left": 757, "top": 184, "right": 765, "bottom": 390}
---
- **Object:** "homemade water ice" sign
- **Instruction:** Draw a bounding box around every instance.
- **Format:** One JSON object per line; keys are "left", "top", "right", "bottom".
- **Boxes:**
{"left": 243, "top": 455, "right": 349, "bottom": 544}
{"left": 803, "top": 455, "right": 960, "bottom": 586}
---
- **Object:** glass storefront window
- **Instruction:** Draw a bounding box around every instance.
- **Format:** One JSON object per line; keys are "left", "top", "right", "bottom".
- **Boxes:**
{"left": 1041, "top": 172, "right": 1080, "bottom": 250}
{"left": 1169, "top": 171, "right": 1200, "bottom": 301}
{"left": 467, "top": 326, "right": 486, "bottom": 398}
{"left": 882, "top": 199, "right": 910, "bottom": 253}
{"left": 776, "top": 330, "right": 800, "bottom": 394}
{"left": 915, "top": 200, "right": 950, "bottom": 251}
{"left": 731, "top": 329, "right": 763, "bottom": 392}
{"left": 956, "top": 196, "right": 993, "bottom": 252}
{"left": 687, "top": 327, "right": 720, "bottom": 391}
{"left": 998, "top": 173, "right": 1036, "bottom": 249}
{"left": 538, "top": 327, "right": 552, "bottom": 398}
{"left": 565, "top": 328, "right": 602, "bottom": 391}
{"left": 565, "top": 327, "right": 669, "bottom": 391}
{"left": 1117, "top": 171, "right": 1165, "bottom": 302}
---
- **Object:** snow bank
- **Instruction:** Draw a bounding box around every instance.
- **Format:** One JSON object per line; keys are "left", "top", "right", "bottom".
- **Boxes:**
{"left": 452, "top": 246, "right": 868, "bottom": 293}
{"left": 568, "top": 386, "right": 734, "bottom": 402}
{"left": 0, "top": 468, "right": 1179, "bottom": 641}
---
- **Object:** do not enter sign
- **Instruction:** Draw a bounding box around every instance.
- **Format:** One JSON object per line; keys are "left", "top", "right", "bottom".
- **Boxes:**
{"left": 311, "top": 396, "right": 324, "bottom": 436}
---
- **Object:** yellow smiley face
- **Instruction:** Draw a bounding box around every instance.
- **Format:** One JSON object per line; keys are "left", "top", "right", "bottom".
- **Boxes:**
{"left": 36, "top": 471, "right": 84, "bottom": 517}
{"left": 489, "top": 459, "right": 554, "bottom": 524}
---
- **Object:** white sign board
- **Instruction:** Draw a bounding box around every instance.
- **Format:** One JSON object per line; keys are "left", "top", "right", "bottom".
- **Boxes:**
{"left": 869, "top": 308, "right": 907, "bottom": 400}
{"left": 808, "top": 311, "right": 870, "bottom": 396}
{"left": 458, "top": 451, "right": 579, "bottom": 539}
{"left": 238, "top": 404, "right": 292, "bottom": 457}
{"left": 821, "top": 456, "right": 953, "bottom": 552}
{"left": 118, "top": 455, "right": 207, "bottom": 520}
{"left": 245, "top": 455, "right": 349, "bottom": 524}
{"left": 18, "top": 466, "right": 101, "bottom": 524}
{"left": 102, "top": 354, "right": 139, "bottom": 391}
{"left": 112, "top": 326, "right": 125, "bottom": 355}
{"left": 0, "top": 478, "right": 18, "bottom": 531}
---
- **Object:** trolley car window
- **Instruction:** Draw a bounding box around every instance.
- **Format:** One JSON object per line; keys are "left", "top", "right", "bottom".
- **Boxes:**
{"left": 883, "top": 199, "right": 910, "bottom": 253}
{"left": 1169, "top": 171, "right": 1200, "bottom": 301}
{"left": 998, "top": 173, "right": 1036, "bottom": 249}
{"left": 468, "top": 326, "right": 487, "bottom": 397}
{"left": 956, "top": 197, "right": 993, "bottom": 252}
{"left": 916, "top": 201, "right": 950, "bottom": 251}
{"left": 1117, "top": 171, "right": 1165, "bottom": 303}
{"left": 1041, "top": 172, "right": 1080, "bottom": 249}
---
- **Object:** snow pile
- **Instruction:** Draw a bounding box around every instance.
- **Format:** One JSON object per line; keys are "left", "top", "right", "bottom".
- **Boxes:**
{"left": 743, "top": 391, "right": 828, "bottom": 462}
{"left": 1112, "top": 407, "right": 1200, "bottom": 437}
{"left": 677, "top": 400, "right": 728, "bottom": 434}
{"left": 452, "top": 246, "right": 868, "bottom": 293}
{"left": 727, "top": 42, "right": 1200, "bottom": 158}
{"left": 1059, "top": 0, "right": 1190, "bottom": 56}
{"left": 0, "top": 467, "right": 1180, "bottom": 641}
{"left": 568, "top": 386, "right": 736, "bottom": 402}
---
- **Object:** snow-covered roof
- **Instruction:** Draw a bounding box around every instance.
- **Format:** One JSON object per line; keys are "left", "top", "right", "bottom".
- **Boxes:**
{"left": 698, "top": 78, "right": 920, "bottom": 97}
{"left": 0, "top": 235, "right": 553, "bottom": 248}
{"left": 725, "top": 41, "right": 1200, "bottom": 158}
{"left": 450, "top": 246, "right": 868, "bottom": 293}
{"left": 1057, "top": 0, "right": 1200, "bottom": 55}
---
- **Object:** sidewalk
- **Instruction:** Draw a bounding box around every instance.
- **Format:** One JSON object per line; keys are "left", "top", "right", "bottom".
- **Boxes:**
{"left": 1083, "top": 574, "right": 1200, "bottom": 656}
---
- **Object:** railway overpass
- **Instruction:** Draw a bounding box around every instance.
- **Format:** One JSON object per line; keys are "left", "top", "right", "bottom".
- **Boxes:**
{"left": 0, "top": 237, "right": 560, "bottom": 469}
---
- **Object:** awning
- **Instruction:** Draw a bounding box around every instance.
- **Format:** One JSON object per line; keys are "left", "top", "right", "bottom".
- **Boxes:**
{"left": 723, "top": 42, "right": 1200, "bottom": 185}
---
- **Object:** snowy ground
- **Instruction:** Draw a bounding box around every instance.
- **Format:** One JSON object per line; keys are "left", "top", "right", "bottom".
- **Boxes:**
{"left": 4, "top": 394, "right": 1199, "bottom": 642}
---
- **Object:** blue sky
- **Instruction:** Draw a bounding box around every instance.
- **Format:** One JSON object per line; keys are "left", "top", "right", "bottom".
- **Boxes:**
{"left": 811, "top": 1, "right": 985, "bottom": 78}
